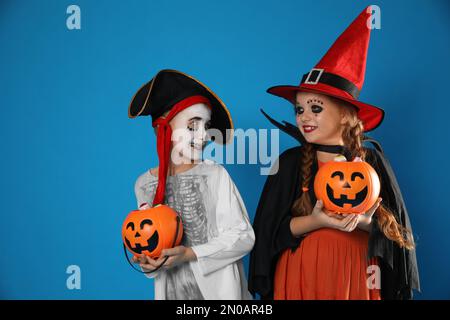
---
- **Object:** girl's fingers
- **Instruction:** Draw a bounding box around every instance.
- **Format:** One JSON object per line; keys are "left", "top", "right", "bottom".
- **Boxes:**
{"left": 137, "top": 253, "right": 178, "bottom": 270}
{"left": 342, "top": 215, "right": 359, "bottom": 231}
{"left": 143, "top": 256, "right": 160, "bottom": 267}
{"left": 326, "top": 212, "right": 341, "bottom": 219}
{"left": 326, "top": 213, "right": 352, "bottom": 230}
{"left": 313, "top": 200, "right": 324, "bottom": 213}
{"left": 367, "top": 198, "right": 383, "bottom": 215}
{"left": 140, "top": 256, "right": 168, "bottom": 270}
{"left": 340, "top": 214, "right": 356, "bottom": 228}
{"left": 140, "top": 264, "right": 156, "bottom": 271}
{"left": 162, "top": 256, "right": 175, "bottom": 269}
{"left": 343, "top": 219, "right": 356, "bottom": 232}
{"left": 138, "top": 255, "right": 147, "bottom": 264}
{"left": 155, "top": 255, "right": 166, "bottom": 265}
{"left": 347, "top": 216, "right": 359, "bottom": 232}
{"left": 325, "top": 210, "right": 350, "bottom": 220}
{"left": 374, "top": 197, "right": 382, "bottom": 209}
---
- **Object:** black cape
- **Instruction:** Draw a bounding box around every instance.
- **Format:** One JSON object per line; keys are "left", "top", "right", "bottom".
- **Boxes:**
{"left": 248, "top": 144, "right": 420, "bottom": 300}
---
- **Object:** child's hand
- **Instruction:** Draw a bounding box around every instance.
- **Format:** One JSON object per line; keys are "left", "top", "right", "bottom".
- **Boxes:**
{"left": 325, "top": 197, "right": 382, "bottom": 232}
{"left": 311, "top": 200, "right": 360, "bottom": 232}
{"left": 159, "top": 246, "right": 197, "bottom": 270}
{"left": 132, "top": 254, "right": 165, "bottom": 272}
{"left": 356, "top": 197, "right": 382, "bottom": 231}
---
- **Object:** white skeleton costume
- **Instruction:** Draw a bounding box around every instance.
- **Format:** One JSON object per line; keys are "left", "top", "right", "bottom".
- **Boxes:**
{"left": 134, "top": 103, "right": 254, "bottom": 300}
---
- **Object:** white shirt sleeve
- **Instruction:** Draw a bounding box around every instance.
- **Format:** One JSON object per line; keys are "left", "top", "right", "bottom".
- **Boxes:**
{"left": 191, "top": 166, "right": 255, "bottom": 276}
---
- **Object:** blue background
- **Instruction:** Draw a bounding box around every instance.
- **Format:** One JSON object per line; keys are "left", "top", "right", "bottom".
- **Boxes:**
{"left": 1, "top": 0, "right": 449, "bottom": 299}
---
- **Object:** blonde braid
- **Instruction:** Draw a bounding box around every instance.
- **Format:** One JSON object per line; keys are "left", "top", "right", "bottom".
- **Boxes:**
{"left": 291, "top": 142, "right": 316, "bottom": 217}
{"left": 340, "top": 100, "right": 415, "bottom": 249}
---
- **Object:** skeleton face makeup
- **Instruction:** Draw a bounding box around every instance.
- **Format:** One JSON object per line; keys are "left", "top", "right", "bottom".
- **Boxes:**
{"left": 170, "top": 103, "right": 212, "bottom": 164}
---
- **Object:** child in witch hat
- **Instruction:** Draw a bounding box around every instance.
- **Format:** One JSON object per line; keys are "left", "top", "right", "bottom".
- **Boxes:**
{"left": 249, "top": 6, "right": 419, "bottom": 300}
{"left": 129, "top": 69, "right": 254, "bottom": 300}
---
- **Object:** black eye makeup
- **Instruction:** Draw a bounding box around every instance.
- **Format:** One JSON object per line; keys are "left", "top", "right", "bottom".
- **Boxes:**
{"left": 294, "top": 105, "right": 304, "bottom": 115}
{"left": 187, "top": 119, "right": 210, "bottom": 131}
{"left": 311, "top": 104, "right": 323, "bottom": 113}
{"left": 294, "top": 104, "right": 323, "bottom": 115}
{"left": 187, "top": 120, "right": 199, "bottom": 131}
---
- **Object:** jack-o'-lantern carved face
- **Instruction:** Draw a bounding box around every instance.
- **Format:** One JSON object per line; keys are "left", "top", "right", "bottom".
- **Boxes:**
{"left": 122, "top": 204, "right": 183, "bottom": 258}
{"left": 123, "top": 217, "right": 159, "bottom": 255}
{"left": 314, "top": 161, "right": 380, "bottom": 214}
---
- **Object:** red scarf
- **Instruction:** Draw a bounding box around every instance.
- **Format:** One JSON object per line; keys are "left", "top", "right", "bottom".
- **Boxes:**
{"left": 151, "top": 95, "right": 211, "bottom": 206}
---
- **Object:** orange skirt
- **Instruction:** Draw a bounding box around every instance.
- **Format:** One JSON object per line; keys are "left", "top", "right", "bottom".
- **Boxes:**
{"left": 274, "top": 228, "right": 381, "bottom": 300}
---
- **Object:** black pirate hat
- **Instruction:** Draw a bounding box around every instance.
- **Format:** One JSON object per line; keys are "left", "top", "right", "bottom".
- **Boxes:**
{"left": 128, "top": 69, "right": 233, "bottom": 144}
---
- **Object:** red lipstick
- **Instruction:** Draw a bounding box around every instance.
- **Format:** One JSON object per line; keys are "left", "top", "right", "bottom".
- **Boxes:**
{"left": 302, "top": 125, "right": 317, "bottom": 133}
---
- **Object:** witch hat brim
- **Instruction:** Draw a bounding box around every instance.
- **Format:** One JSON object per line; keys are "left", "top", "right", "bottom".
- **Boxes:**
{"left": 267, "top": 85, "right": 385, "bottom": 132}
{"left": 128, "top": 69, "right": 234, "bottom": 144}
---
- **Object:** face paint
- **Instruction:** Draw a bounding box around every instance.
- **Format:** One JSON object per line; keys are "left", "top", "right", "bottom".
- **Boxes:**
{"left": 170, "top": 103, "right": 212, "bottom": 164}
{"left": 295, "top": 92, "right": 346, "bottom": 145}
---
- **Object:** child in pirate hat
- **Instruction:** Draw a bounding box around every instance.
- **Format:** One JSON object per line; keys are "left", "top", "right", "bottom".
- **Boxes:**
{"left": 129, "top": 69, "right": 254, "bottom": 300}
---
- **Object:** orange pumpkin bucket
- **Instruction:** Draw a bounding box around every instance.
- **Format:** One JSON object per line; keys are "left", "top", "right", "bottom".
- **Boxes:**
{"left": 122, "top": 204, "right": 183, "bottom": 259}
{"left": 314, "top": 160, "right": 380, "bottom": 214}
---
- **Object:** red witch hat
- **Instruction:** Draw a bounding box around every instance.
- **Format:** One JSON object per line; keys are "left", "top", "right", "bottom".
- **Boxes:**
{"left": 267, "top": 6, "right": 384, "bottom": 132}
